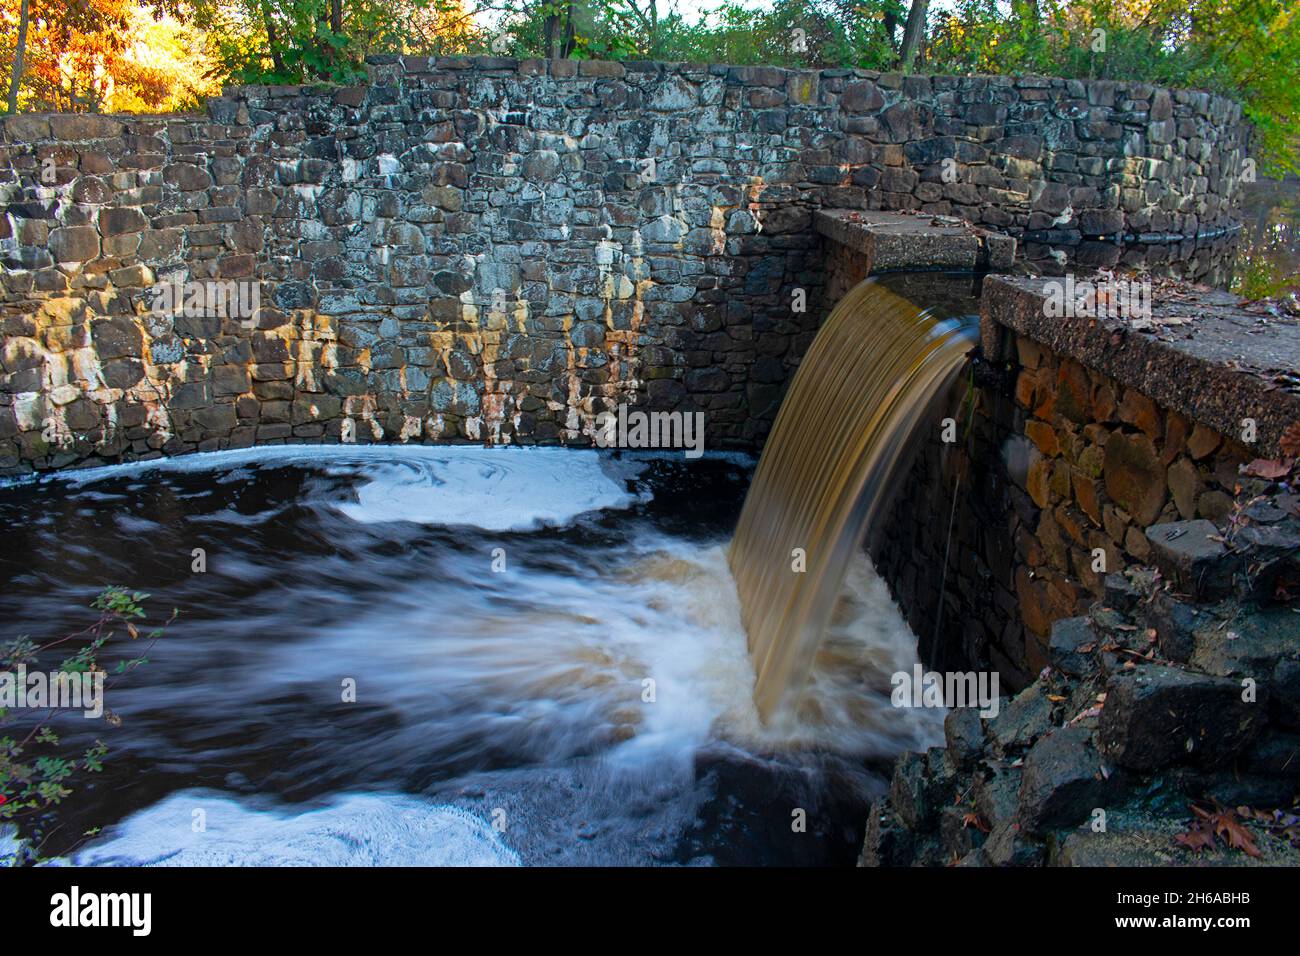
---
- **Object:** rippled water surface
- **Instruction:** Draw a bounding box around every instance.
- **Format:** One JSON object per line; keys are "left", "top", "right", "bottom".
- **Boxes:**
{"left": 0, "top": 446, "right": 940, "bottom": 866}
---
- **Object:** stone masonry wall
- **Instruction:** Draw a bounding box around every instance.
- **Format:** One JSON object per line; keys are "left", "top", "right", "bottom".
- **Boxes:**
{"left": 1, "top": 56, "right": 1249, "bottom": 475}
{"left": 857, "top": 270, "right": 1296, "bottom": 691}
{"left": 873, "top": 336, "right": 1259, "bottom": 690}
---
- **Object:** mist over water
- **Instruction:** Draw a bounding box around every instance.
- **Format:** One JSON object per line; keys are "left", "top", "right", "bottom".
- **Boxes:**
{"left": 0, "top": 445, "right": 941, "bottom": 866}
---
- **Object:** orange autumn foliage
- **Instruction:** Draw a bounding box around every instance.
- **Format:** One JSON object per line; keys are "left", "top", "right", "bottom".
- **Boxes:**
{"left": 2, "top": 0, "right": 219, "bottom": 113}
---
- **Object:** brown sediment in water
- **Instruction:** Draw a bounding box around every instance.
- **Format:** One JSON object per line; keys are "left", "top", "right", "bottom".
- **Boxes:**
{"left": 729, "top": 279, "right": 975, "bottom": 720}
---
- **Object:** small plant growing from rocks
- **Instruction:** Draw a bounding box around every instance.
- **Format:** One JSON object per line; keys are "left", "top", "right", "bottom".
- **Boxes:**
{"left": 0, "top": 587, "right": 175, "bottom": 865}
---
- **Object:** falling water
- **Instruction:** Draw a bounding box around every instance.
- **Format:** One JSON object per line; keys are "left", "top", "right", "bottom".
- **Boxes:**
{"left": 729, "top": 279, "right": 977, "bottom": 720}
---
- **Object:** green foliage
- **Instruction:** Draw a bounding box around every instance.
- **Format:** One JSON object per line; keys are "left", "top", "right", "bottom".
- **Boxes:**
{"left": 926, "top": 0, "right": 1300, "bottom": 176}
{"left": 1, "top": 588, "right": 174, "bottom": 865}
{"left": 482, "top": 0, "right": 1298, "bottom": 172}
{"left": 192, "top": 0, "right": 479, "bottom": 85}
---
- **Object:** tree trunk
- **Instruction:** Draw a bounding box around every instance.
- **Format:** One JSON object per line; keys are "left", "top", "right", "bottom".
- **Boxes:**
{"left": 899, "top": 0, "right": 929, "bottom": 72}
{"left": 261, "top": 0, "right": 286, "bottom": 75}
{"left": 544, "top": 6, "right": 576, "bottom": 59}
{"left": 7, "top": 0, "right": 30, "bottom": 114}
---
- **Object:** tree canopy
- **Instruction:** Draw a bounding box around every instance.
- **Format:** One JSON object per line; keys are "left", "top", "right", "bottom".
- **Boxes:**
{"left": 2, "top": 0, "right": 1297, "bottom": 172}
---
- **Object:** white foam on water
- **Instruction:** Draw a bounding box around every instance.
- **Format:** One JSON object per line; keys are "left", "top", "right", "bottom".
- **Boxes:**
{"left": 24, "top": 444, "right": 646, "bottom": 532}
{"left": 332, "top": 447, "right": 644, "bottom": 530}
{"left": 72, "top": 791, "right": 520, "bottom": 867}
{"left": 4, "top": 443, "right": 937, "bottom": 864}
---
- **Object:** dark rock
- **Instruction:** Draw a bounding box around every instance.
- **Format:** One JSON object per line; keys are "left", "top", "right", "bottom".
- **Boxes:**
{"left": 1098, "top": 664, "right": 1265, "bottom": 771}
{"left": 1141, "top": 590, "right": 1207, "bottom": 662}
{"left": 1231, "top": 522, "right": 1300, "bottom": 597}
{"left": 988, "top": 680, "right": 1056, "bottom": 756}
{"left": 984, "top": 822, "right": 1043, "bottom": 866}
{"left": 939, "top": 805, "right": 986, "bottom": 859}
{"left": 1017, "top": 725, "right": 1116, "bottom": 832}
{"left": 48, "top": 226, "right": 100, "bottom": 263}
{"left": 1103, "top": 572, "right": 1144, "bottom": 613}
{"left": 98, "top": 208, "right": 147, "bottom": 236}
{"left": 101, "top": 358, "right": 144, "bottom": 390}
{"left": 858, "top": 799, "right": 915, "bottom": 866}
{"left": 90, "top": 318, "right": 143, "bottom": 360}
{"left": 944, "top": 706, "right": 985, "bottom": 768}
{"left": 888, "top": 748, "right": 954, "bottom": 831}
{"left": 974, "top": 762, "right": 1023, "bottom": 831}
{"left": 1273, "top": 660, "right": 1300, "bottom": 731}
{"left": 1190, "top": 605, "right": 1298, "bottom": 678}
{"left": 1145, "top": 519, "right": 1233, "bottom": 599}
{"left": 164, "top": 163, "right": 214, "bottom": 191}
{"left": 1242, "top": 731, "right": 1300, "bottom": 777}
{"left": 840, "top": 81, "right": 883, "bottom": 113}
{"left": 1048, "top": 616, "right": 1099, "bottom": 677}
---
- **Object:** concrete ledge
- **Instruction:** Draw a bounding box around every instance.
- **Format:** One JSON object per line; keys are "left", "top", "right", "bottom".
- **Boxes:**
{"left": 815, "top": 210, "right": 1015, "bottom": 273}
{"left": 981, "top": 275, "right": 1300, "bottom": 457}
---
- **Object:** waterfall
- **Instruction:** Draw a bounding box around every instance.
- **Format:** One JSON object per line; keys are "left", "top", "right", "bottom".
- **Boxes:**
{"left": 729, "top": 279, "right": 976, "bottom": 720}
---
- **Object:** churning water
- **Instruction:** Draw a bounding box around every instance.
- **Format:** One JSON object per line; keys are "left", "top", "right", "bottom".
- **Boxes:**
{"left": 731, "top": 280, "right": 978, "bottom": 719}
{"left": 0, "top": 445, "right": 942, "bottom": 866}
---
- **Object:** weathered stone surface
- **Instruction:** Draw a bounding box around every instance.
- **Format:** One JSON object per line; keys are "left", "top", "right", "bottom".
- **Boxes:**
{"left": 814, "top": 210, "right": 1014, "bottom": 272}
{"left": 984, "top": 821, "right": 1043, "bottom": 866}
{"left": 1104, "top": 431, "right": 1167, "bottom": 526}
{"left": 1145, "top": 519, "right": 1232, "bottom": 599}
{"left": 1017, "top": 725, "right": 1115, "bottom": 831}
{"left": 1048, "top": 616, "right": 1098, "bottom": 677}
{"left": 47, "top": 226, "right": 100, "bottom": 264}
{"left": 48, "top": 114, "right": 124, "bottom": 140}
{"left": 90, "top": 318, "right": 144, "bottom": 360}
{"left": 0, "top": 59, "right": 1258, "bottom": 482}
{"left": 944, "top": 706, "right": 985, "bottom": 768}
{"left": 988, "top": 680, "right": 1055, "bottom": 755}
{"left": 889, "top": 748, "right": 955, "bottom": 831}
{"left": 1098, "top": 664, "right": 1264, "bottom": 771}
{"left": 858, "top": 799, "right": 915, "bottom": 866}
{"left": 99, "top": 207, "right": 148, "bottom": 236}
{"left": 1190, "top": 606, "right": 1299, "bottom": 679}
{"left": 163, "top": 163, "right": 214, "bottom": 191}
{"left": 985, "top": 276, "right": 1300, "bottom": 459}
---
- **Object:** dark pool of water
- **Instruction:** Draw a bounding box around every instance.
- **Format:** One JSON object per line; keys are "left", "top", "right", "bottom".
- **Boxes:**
{"left": 0, "top": 447, "right": 935, "bottom": 866}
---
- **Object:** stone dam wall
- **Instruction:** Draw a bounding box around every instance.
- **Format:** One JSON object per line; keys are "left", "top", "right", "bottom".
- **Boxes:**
{"left": 859, "top": 271, "right": 1300, "bottom": 690}
{"left": 0, "top": 56, "right": 1251, "bottom": 475}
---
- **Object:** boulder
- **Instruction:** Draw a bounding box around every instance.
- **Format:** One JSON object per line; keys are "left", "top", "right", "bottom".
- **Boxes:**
{"left": 1098, "top": 664, "right": 1265, "bottom": 771}
{"left": 888, "top": 747, "right": 954, "bottom": 831}
{"left": 988, "top": 680, "right": 1056, "bottom": 756}
{"left": 943, "top": 706, "right": 985, "bottom": 768}
{"left": 1145, "top": 519, "right": 1233, "bottom": 599}
{"left": 974, "top": 762, "right": 1023, "bottom": 831}
{"left": 984, "top": 821, "right": 1043, "bottom": 866}
{"left": 1048, "top": 616, "right": 1099, "bottom": 677}
{"left": 1017, "top": 725, "right": 1117, "bottom": 831}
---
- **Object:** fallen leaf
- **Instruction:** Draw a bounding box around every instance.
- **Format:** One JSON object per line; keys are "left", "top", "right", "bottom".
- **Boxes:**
{"left": 1175, "top": 824, "right": 1217, "bottom": 853}
{"left": 1177, "top": 802, "right": 1264, "bottom": 858}
{"left": 1243, "top": 458, "right": 1295, "bottom": 480}
{"left": 1214, "top": 813, "right": 1262, "bottom": 858}
{"left": 1281, "top": 422, "right": 1300, "bottom": 459}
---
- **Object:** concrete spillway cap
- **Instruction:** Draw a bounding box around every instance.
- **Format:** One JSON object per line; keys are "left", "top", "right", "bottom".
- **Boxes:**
{"left": 814, "top": 209, "right": 1016, "bottom": 272}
